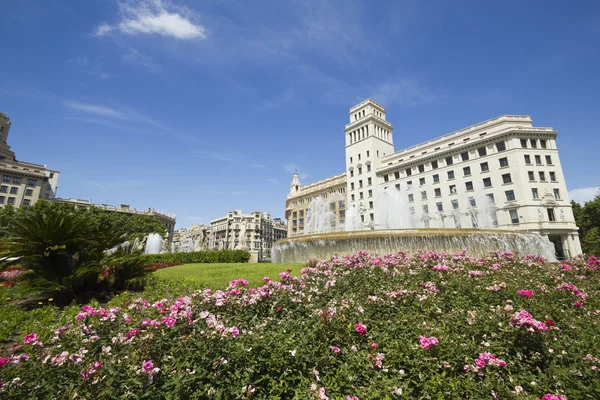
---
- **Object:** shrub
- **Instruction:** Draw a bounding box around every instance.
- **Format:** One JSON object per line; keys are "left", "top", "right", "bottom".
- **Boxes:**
{"left": 1, "top": 249, "right": 598, "bottom": 399}
{"left": 140, "top": 250, "right": 251, "bottom": 265}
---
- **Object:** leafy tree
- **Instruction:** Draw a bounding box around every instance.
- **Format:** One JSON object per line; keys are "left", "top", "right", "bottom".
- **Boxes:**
{"left": 571, "top": 189, "right": 600, "bottom": 255}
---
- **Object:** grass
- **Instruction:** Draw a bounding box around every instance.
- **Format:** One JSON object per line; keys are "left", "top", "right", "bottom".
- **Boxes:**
{"left": 154, "top": 262, "right": 303, "bottom": 289}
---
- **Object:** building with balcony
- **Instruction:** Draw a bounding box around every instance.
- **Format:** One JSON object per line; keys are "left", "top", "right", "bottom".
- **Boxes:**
{"left": 208, "top": 210, "right": 287, "bottom": 262}
{"left": 0, "top": 112, "right": 60, "bottom": 207}
{"left": 285, "top": 99, "right": 582, "bottom": 259}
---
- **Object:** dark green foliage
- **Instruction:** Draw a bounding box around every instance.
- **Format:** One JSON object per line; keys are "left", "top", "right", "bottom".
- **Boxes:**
{"left": 102, "top": 244, "right": 151, "bottom": 290}
{"left": 141, "top": 250, "right": 251, "bottom": 264}
{"left": 572, "top": 189, "right": 600, "bottom": 255}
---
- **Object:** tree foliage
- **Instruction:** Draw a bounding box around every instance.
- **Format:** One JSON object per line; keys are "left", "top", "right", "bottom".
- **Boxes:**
{"left": 571, "top": 189, "right": 600, "bottom": 255}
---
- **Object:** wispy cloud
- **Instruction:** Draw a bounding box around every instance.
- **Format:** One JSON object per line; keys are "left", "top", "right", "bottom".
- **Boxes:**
{"left": 95, "top": 0, "right": 207, "bottom": 40}
{"left": 190, "top": 151, "right": 234, "bottom": 162}
{"left": 266, "top": 178, "right": 279, "bottom": 185}
{"left": 121, "top": 47, "right": 160, "bottom": 71}
{"left": 256, "top": 89, "right": 295, "bottom": 111}
{"left": 68, "top": 54, "right": 112, "bottom": 79}
{"left": 569, "top": 187, "right": 599, "bottom": 204}
{"left": 65, "top": 101, "right": 124, "bottom": 118}
{"left": 369, "top": 80, "right": 439, "bottom": 107}
{"left": 284, "top": 163, "right": 308, "bottom": 180}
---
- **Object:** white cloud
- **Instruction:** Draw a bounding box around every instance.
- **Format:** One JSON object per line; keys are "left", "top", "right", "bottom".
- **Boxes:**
{"left": 96, "top": 0, "right": 206, "bottom": 40}
{"left": 64, "top": 101, "right": 124, "bottom": 118}
{"left": 569, "top": 187, "right": 599, "bottom": 204}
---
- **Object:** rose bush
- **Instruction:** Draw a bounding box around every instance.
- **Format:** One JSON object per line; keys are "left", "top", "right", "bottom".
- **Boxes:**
{"left": 0, "top": 250, "right": 599, "bottom": 399}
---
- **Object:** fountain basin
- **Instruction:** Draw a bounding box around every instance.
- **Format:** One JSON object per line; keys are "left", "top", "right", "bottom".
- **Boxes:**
{"left": 271, "top": 229, "right": 557, "bottom": 263}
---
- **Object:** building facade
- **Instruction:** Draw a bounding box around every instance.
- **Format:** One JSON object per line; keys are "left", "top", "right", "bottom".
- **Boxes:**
{"left": 208, "top": 210, "right": 287, "bottom": 262}
{"left": 0, "top": 112, "right": 60, "bottom": 207}
{"left": 49, "top": 198, "right": 176, "bottom": 245}
{"left": 285, "top": 99, "right": 582, "bottom": 259}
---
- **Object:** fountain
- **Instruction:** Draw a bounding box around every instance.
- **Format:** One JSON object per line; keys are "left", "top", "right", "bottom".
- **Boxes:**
{"left": 272, "top": 187, "right": 557, "bottom": 263}
{"left": 144, "top": 233, "right": 163, "bottom": 254}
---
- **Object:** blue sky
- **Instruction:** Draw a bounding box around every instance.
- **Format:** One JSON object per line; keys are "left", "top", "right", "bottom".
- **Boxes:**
{"left": 1, "top": 0, "right": 599, "bottom": 228}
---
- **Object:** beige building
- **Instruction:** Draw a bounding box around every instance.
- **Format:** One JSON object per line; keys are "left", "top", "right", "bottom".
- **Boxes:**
{"left": 209, "top": 210, "right": 287, "bottom": 262}
{"left": 285, "top": 99, "right": 582, "bottom": 259}
{"left": 49, "top": 198, "right": 176, "bottom": 245}
{"left": 0, "top": 112, "right": 60, "bottom": 207}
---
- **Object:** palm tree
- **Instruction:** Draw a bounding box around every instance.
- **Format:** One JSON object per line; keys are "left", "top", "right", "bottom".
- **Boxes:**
{"left": 0, "top": 206, "right": 126, "bottom": 299}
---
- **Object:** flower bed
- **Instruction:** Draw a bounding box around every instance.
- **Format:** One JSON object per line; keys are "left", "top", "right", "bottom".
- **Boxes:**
{"left": 0, "top": 250, "right": 599, "bottom": 399}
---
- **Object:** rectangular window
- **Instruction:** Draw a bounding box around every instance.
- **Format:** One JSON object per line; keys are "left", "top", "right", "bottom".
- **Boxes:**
{"left": 530, "top": 139, "right": 537, "bottom": 148}
{"left": 350, "top": 157, "right": 353, "bottom": 163}
{"left": 394, "top": 171, "right": 400, "bottom": 179}
{"left": 448, "top": 170, "right": 455, "bottom": 180}
{"left": 359, "top": 192, "right": 364, "bottom": 199}
{"left": 540, "top": 140, "right": 547, "bottom": 149}
{"left": 419, "top": 177, "right": 425, "bottom": 186}
{"left": 446, "top": 156, "right": 454, "bottom": 166}
{"left": 539, "top": 171, "right": 546, "bottom": 181}
{"left": 463, "top": 166, "right": 471, "bottom": 176}
{"left": 550, "top": 171, "right": 556, "bottom": 181}
{"left": 433, "top": 174, "right": 439, "bottom": 183}
{"left": 358, "top": 154, "right": 361, "bottom": 161}
{"left": 545, "top": 155, "right": 552, "bottom": 165}
{"left": 350, "top": 170, "right": 354, "bottom": 178}
{"left": 366, "top": 151, "right": 370, "bottom": 157}
{"left": 449, "top": 184, "right": 457, "bottom": 194}
{"left": 469, "top": 197, "right": 476, "bottom": 207}
{"left": 0, "top": 196, "right": 4, "bottom": 204}
{"left": 465, "top": 181, "right": 473, "bottom": 191}
{"left": 368, "top": 177, "right": 372, "bottom": 186}
{"left": 496, "top": 142, "right": 506, "bottom": 152}
{"left": 408, "top": 194, "right": 414, "bottom": 202}
{"left": 384, "top": 175, "right": 389, "bottom": 182}
{"left": 351, "top": 182, "right": 354, "bottom": 190}
{"left": 0, "top": 186, "right": 7, "bottom": 193}
{"left": 421, "top": 191, "right": 427, "bottom": 200}
{"left": 535, "top": 155, "right": 542, "bottom": 165}
{"left": 367, "top": 164, "right": 371, "bottom": 172}
{"left": 25, "top": 189, "right": 33, "bottom": 196}
{"left": 502, "top": 173, "right": 512, "bottom": 184}
{"left": 359, "top": 180, "right": 363, "bottom": 188}
{"left": 368, "top": 190, "right": 373, "bottom": 197}
{"left": 548, "top": 208, "right": 556, "bottom": 222}
{"left": 300, "top": 210, "right": 304, "bottom": 217}
{"left": 436, "top": 202, "right": 443, "bottom": 211}
{"left": 486, "top": 193, "right": 495, "bottom": 203}
{"left": 418, "top": 164, "right": 425, "bottom": 173}
{"left": 478, "top": 147, "right": 487, "bottom": 157}
{"left": 370, "top": 213, "right": 374, "bottom": 222}
{"left": 369, "top": 201, "right": 374, "bottom": 209}
{"left": 27, "top": 179, "right": 36, "bottom": 187}
{"left": 483, "top": 177, "right": 492, "bottom": 187}
{"left": 9, "top": 187, "right": 17, "bottom": 194}
{"left": 434, "top": 188, "right": 441, "bottom": 197}
{"left": 528, "top": 171, "right": 535, "bottom": 181}
{"left": 524, "top": 155, "right": 531, "bottom": 164}
{"left": 2, "top": 176, "right": 10, "bottom": 183}
{"left": 293, "top": 211, "right": 297, "bottom": 218}
{"left": 339, "top": 210, "right": 345, "bottom": 219}
{"left": 407, "top": 181, "right": 413, "bottom": 190}
{"left": 461, "top": 152, "right": 469, "bottom": 161}
{"left": 509, "top": 209, "right": 519, "bottom": 224}
{"left": 7, "top": 197, "right": 15, "bottom": 204}
{"left": 405, "top": 168, "right": 412, "bottom": 176}
{"left": 520, "top": 139, "right": 528, "bottom": 148}
{"left": 499, "top": 157, "right": 509, "bottom": 167}
{"left": 330, "top": 202, "right": 336, "bottom": 210}
{"left": 480, "top": 162, "right": 489, "bottom": 172}
{"left": 532, "top": 188, "right": 539, "bottom": 199}
{"left": 361, "top": 215, "right": 365, "bottom": 222}
{"left": 505, "top": 190, "right": 516, "bottom": 201}
{"left": 351, "top": 194, "right": 355, "bottom": 201}
{"left": 553, "top": 189, "right": 561, "bottom": 200}
{"left": 12, "top": 177, "right": 21, "bottom": 184}
{"left": 358, "top": 167, "right": 362, "bottom": 175}
{"left": 395, "top": 184, "right": 400, "bottom": 190}
{"left": 431, "top": 160, "right": 439, "bottom": 169}
{"left": 299, "top": 218, "right": 304, "bottom": 225}
{"left": 451, "top": 199, "right": 459, "bottom": 209}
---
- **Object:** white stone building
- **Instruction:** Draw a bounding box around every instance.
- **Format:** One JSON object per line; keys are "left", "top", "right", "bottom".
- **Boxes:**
{"left": 285, "top": 99, "right": 582, "bottom": 259}
{"left": 208, "top": 210, "right": 287, "bottom": 262}
{"left": 0, "top": 112, "right": 60, "bottom": 207}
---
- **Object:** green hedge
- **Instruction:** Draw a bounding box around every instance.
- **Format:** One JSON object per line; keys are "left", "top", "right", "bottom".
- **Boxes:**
{"left": 140, "top": 250, "right": 251, "bottom": 264}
